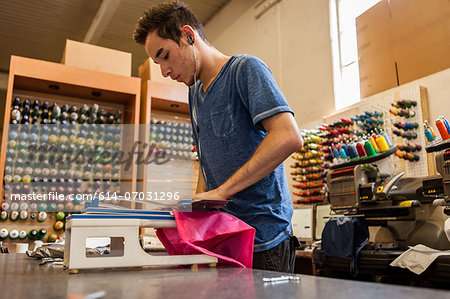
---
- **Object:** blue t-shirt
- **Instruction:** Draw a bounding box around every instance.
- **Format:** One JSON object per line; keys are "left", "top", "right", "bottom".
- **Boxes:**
{"left": 189, "top": 54, "right": 294, "bottom": 252}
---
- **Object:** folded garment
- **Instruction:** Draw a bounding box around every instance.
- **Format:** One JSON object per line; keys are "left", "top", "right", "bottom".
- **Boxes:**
{"left": 156, "top": 210, "right": 255, "bottom": 268}
{"left": 390, "top": 244, "right": 450, "bottom": 274}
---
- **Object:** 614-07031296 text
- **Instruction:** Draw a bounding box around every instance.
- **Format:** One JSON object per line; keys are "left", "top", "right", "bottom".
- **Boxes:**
{"left": 8, "top": 191, "right": 181, "bottom": 202}
{"left": 121, "top": 191, "right": 180, "bottom": 201}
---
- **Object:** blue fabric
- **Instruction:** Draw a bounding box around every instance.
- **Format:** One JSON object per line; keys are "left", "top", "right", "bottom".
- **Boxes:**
{"left": 320, "top": 217, "right": 370, "bottom": 275}
{"left": 188, "top": 54, "right": 294, "bottom": 252}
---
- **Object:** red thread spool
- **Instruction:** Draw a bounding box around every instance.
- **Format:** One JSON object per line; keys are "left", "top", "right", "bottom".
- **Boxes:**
{"left": 356, "top": 142, "right": 367, "bottom": 157}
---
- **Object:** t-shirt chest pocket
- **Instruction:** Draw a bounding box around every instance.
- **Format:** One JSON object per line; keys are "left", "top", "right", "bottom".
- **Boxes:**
{"left": 210, "top": 104, "right": 235, "bottom": 137}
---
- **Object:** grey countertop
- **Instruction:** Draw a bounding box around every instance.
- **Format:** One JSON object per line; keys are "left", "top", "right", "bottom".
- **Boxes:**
{"left": 0, "top": 254, "right": 449, "bottom": 299}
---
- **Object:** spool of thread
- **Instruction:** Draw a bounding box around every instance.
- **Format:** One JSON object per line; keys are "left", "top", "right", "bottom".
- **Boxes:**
{"left": 9, "top": 229, "right": 19, "bottom": 239}
{"left": 56, "top": 212, "right": 65, "bottom": 221}
{"left": 48, "top": 234, "right": 58, "bottom": 242}
{"left": 37, "top": 211, "right": 47, "bottom": 222}
{"left": 364, "top": 141, "right": 377, "bottom": 157}
{"left": 19, "top": 210, "right": 28, "bottom": 220}
{"left": 28, "top": 229, "right": 38, "bottom": 239}
{"left": 338, "top": 146, "right": 348, "bottom": 158}
{"left": 54, "top": 221, "right": 64, "bottom": 231}
{"left": 0, "top": 228, "right": 9, "bottom": 239}
{"left": 389, "top": 108, "right": 399, "bottom": 116}
{"left": 435, "top": 118, "right": 450, "bottom": 140}
{"left": 442, "top": 116, "right": 450, "bottom": 133}
{"left": 382, "top": 132, "right": 393, "bottom": 147}
{"left": 368, "top": 136, "right": 379, "bottom": 153}
{"left": 375, "top": 135, "right": 390, "bottom": 152}
{"left": 424, "top": 124, "right": 435, "bottom": 142}
{"left": 341, "top": 144, "right": 349, "bottom": 157}
{"left": 425, "top": 120, "right": 436, "bottom": 137}
{"left": 38, "top": 228, "right": 47, "bottom": 239}
{"left": 347, "top": 144, "right": 359, "bottom": 159}
{"left": 10, "top": 211, "right": 19, "bottom": 221}
{"left": 356, "top": 142, "right": 367, "bottom": 157}
{"left": 19, "top": 230, "right": 27, "bottom": 239}
{"left": 332, "top": 145, "right": 340, "bottom": 158}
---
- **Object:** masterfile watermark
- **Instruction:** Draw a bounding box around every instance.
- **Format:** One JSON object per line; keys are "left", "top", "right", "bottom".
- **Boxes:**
{"left": 25, "top": 141, "right": 170, "bottom": 170}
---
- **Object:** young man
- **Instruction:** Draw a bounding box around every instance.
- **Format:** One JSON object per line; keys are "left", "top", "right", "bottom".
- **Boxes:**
{"left": 133, "top": 1, "right": 303, "bottom": 272}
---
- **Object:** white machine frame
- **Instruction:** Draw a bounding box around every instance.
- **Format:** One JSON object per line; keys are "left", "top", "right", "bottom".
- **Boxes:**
{"left": 63, "top": 217, "right": 218, "bottom": 271}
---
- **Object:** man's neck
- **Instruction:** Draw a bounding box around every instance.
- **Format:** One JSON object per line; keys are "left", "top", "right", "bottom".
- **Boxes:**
{"left": 197, "top": 46, "right": 230, "bottom": 93}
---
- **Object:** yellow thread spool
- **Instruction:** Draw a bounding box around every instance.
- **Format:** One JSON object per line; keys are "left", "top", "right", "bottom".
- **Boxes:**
{"left": 368, "top": 137, "right": 379, "bottom": 152}
{"left": 375, "top": 135, "right": 390, "bottom": 152}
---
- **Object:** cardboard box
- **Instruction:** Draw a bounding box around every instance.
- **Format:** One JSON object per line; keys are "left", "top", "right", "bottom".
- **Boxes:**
{"left": 390, "top": 0, "right": 450, "bottom": 85}
{"left": 356, "top": 0, "right": 397, "bottom": 97}
{"left": 356, "top": 0, "right": 450, "bottom": 98}
{"left": 61, "top": 39, "right": 132, "bottom": 77}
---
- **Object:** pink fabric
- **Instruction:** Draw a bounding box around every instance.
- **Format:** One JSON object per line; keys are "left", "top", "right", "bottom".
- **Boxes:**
{"left": 156, "top": 210, "right": 255, "bottom": 268}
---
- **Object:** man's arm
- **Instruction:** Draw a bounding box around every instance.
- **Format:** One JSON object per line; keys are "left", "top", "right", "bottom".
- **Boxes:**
{"left": 193, "top": 112, "right": 303, "bottom": 201}
{"left": 195, "top": 166, "right": 207, "bottom": 194}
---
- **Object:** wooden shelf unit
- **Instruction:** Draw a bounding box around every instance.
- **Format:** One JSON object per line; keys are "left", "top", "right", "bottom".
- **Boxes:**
{"left": 0, "top": 56, "right": 141, "bottom": 242}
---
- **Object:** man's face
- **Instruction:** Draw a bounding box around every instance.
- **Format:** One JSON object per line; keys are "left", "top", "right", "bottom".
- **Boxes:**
{"left": 144, "top": 30, "right": 195, "bottom": 86}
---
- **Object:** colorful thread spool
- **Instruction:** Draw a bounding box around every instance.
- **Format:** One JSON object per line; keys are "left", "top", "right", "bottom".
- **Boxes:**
{"left": 331, "top": 145, "right": 340, "bottom": 158}
{"left": 442, "top": 116, "right": 450, "bottom": 133}
{"left": 38, "top": 228, "right": 47, "bottom": 239}
{"left": 356, "top": 142, "right": 367, "bottom": 157}
{"left": 424, "top": 120, "right": 436, "bottom": 137}
{"left": 368, "top": 136, "right": 379, "bottom": 153}
{"left": 338, "top": 146, "right": 348, "bottom": 158}
{"left": 424, "top": 124, "right": 435, "bottom": 142}
{"left": 28, "top": 229, "right": 38, "bottom": 239}
{"left": 56, "top": 212, "right": 65, "bottom": 221}
{"left": 364, "top": 141, "right": 377, "bottom": 157}
{"left": 19, "top": 230, "right": 27, "bottom": 239}
{"left": 0, "top": 228, "right": 9, "bottom": 239}
{"left": 341, "top": 144, "right": 349, "bottom": 157}
{"left": 375, "top": 135, "right": 390, "bottom": 152}
{"left": 48, "top": 234, "right": 58, "bottom": 242}
{"left": 347, "top": 143, "right": 359, "bottom": 159}
{"left": 382, "top": 132, "right": 393, "bottom": 147}
{"left": 54, "top": 221, "right": 64, "bottom": 231}
{"left": 436, "top": 118, "right": 450, "bottom": 140}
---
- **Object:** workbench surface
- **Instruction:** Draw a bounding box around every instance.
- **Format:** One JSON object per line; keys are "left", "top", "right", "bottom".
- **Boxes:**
{"left": 1, "top": 254, "right": 449, "bottom": 298}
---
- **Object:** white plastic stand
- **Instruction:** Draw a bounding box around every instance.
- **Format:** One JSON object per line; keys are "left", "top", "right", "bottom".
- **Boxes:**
{"left": 63, "top": 217, "right": 218, "bottom": 271}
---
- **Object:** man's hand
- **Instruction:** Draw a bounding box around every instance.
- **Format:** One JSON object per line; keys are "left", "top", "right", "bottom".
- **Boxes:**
{"left": 192, "top": 187, "right": 228, "bottom": 201}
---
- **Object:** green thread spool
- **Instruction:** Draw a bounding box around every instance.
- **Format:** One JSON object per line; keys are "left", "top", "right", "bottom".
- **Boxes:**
{"left": 364, "top": 141, "right": 377, "bottom": 157}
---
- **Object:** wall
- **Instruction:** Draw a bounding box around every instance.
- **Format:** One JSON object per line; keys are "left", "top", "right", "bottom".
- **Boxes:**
{"left": 204, "top": 0, "right": 335, "bottom": 128}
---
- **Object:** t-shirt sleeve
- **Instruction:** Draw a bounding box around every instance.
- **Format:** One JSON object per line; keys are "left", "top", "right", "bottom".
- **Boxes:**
{"left": 236, "top": 56, "right": 294, "bottom": 131}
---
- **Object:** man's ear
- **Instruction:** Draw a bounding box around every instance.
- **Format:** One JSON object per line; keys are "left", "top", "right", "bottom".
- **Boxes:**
{"left": 182, "top": 25, "right": 195, "bottom": 45}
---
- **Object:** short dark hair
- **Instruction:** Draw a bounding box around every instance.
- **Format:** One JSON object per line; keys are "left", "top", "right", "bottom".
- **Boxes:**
{"left": 133, "top": 1, "right": 208, "bottom": 45}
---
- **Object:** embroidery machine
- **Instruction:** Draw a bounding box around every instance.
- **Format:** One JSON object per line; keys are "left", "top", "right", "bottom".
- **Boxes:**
{"left": 326, "top": 140, "right": 450, "bottom": 249}
{"left": 63, "top": 207, "right": 219, "bottom": 272}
